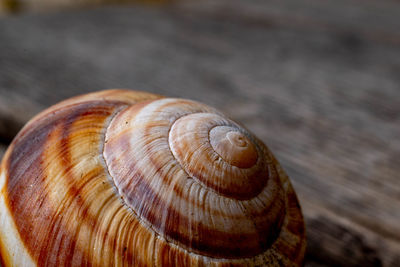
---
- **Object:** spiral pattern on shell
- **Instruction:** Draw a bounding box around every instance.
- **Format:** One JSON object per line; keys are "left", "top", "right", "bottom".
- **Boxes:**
{"left": 0, "top": 90, "right": 306, "bottom": 266}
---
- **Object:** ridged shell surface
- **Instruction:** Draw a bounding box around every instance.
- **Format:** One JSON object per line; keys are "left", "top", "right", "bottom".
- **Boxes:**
{"left": 0, "top": 89, "right": 306, "bottom": 266}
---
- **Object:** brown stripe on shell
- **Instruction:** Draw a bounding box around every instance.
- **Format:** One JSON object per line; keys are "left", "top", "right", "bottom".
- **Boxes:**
{"left": 0, "top": 241, "right": 7, "bottom": 267}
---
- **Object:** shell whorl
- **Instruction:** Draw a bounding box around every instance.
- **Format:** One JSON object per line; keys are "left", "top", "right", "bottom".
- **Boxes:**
{"left": 0, "top": 90, "right": 306, "bottom": 266}
{"left": 104, "top": 98, "right": 284, "bottom": 258}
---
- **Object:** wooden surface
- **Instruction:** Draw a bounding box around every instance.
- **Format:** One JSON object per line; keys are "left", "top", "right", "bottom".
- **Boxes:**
{"left": 0, "top": 0, "right": 399, "bottom": 266}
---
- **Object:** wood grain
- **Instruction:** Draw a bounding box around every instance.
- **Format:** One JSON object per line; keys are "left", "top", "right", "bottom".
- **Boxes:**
{"left": 0, "top": 0, "right": 399, "bottom": 266}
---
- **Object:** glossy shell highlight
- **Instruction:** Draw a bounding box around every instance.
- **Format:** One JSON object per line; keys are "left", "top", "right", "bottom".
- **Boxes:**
{"left": 0, "top": 89, "right": 306, "bottom": 266}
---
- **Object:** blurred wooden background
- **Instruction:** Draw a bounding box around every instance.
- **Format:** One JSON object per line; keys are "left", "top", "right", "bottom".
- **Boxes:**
{"left": 0, "top": 0, "right": 399, "bottom": 266}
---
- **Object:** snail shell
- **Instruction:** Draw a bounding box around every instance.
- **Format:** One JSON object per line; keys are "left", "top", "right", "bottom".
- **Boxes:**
{"left": 0, "top": 90, "right": 306, "bottom": 266}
